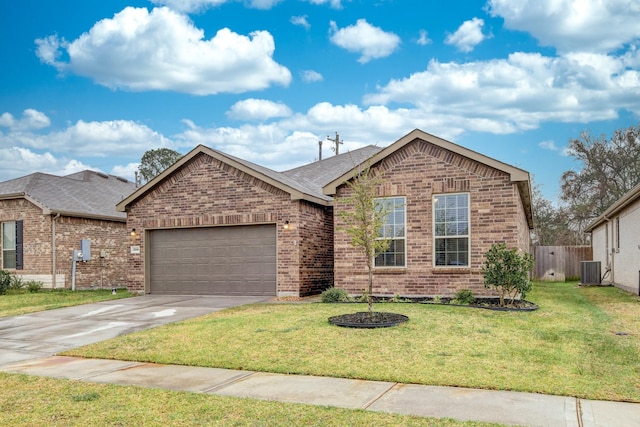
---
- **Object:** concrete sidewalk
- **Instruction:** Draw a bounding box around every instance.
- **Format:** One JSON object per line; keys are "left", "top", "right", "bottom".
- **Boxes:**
{"left": 2, "top": 355, "right": 639, "bottom": 427}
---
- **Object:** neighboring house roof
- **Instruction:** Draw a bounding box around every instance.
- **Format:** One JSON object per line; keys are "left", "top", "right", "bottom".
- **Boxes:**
{"left": 584, "top": 181, "right": 640, "bottom": 232}
{"left": 322, "top": 129, "right": 533, "bottom": 228}
{"left": 0, "top": 170, "right": 137, "bottom": 221}
{"left": 117, "top": 144, "right": 382, "bottom": 211}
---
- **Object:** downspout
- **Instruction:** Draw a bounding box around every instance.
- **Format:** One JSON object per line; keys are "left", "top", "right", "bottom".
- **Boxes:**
{"left": 603, "top": 215, "right": 614, "bottom": 285}
{"left": 51, "top": 213, "right": 61, "bottom": 289}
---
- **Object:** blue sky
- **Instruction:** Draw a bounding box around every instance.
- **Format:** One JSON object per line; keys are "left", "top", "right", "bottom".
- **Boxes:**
{"left": 1, "top": 0, "right": 639, "bottom": 203}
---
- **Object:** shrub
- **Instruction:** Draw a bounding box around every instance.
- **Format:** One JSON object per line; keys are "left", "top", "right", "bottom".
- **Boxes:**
{"left": 321, "top": 287, "right": 351, "bottom": 303}
{"left": 0, "top": 270, "right": 12, "bottom": 295}
{"left": 26, "top": 280, "right": 43, "bottom": 293}
{"left": 482, "top": 243, "right": 534, "bottom": 307}
{"left": 453, "top": 289, "right": 475, "bottom": 305}
{"left": 10, "top": 274, "right": 24, "bottom": 290}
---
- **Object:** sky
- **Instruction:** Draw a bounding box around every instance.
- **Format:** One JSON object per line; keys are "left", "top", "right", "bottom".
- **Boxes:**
{"left": 1, "top": 0, "right": 639, "bottom": 204}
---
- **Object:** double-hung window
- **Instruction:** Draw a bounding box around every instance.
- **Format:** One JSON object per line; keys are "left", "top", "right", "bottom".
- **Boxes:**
{"left": 434, "top": 193, "right": 469, "bottom": 267}
{"left": 2, "top": 220, "right": 23, "bottom": 270}
{"left": 374, "top": 197, "right": 406, "bottom": 268}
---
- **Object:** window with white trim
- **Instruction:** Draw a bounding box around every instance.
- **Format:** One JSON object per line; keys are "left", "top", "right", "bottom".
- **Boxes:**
{"left": 374, "top": 197, "right": 406, "bottom": 268}
{"left": 2, "top": 221, "right": 17, "bottom": 269}
{"left": 433, "top": 193, "right": 469, "bottom": 267}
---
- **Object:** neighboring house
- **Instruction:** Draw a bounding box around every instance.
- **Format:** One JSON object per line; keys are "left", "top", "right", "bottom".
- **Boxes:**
{"left": 585, "top": 182, "right": 640, "bottom": 295}
{"left": 0, "top": 170, "right": 137, "bottom": 289}
{"left": 117, "top": 129, "right": 533, "bottom": 298}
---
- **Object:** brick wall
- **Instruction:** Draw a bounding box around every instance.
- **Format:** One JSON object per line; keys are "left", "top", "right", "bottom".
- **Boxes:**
{"left": 54, "top": 216, "right": 129, "bottom": 290}
{"left": 0, "top": 199, "right": 52, "bottom": 274}
{"left": 125, "top": 153, "right": 333, "bottom": 296}
{"left": 297, "top": 200, "right": 334, "bottom": 295}
{"left": 0, "top": 198, "right": 128, "bottom": 289}
{"left": 334, "top": 138, "right": 530, "bottom": 297}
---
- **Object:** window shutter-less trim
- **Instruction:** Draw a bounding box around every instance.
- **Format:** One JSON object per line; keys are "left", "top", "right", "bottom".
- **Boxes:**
{"left": 15, "top": 220, "right": 23, "bottom": 270}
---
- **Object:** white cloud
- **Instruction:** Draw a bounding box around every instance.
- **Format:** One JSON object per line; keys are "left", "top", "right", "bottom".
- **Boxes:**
{"left": 301, "top": 70, "right": 323, "bottom": 82}
{"left": 488, "top": 0, "right": 640, "bottom": 54}
{"left": 150, "top": 0, "right": 282, "bottom": 12}
{"left": 329, "top": 19, "right": 401, "bottom": 63}
{"left": 291, "top": 15, "right": 311, "bottom": 30}
{"left": 307, "top": 0, "right": 343, "bottom": 9}
{"left": 35, "top": 7, "right": 291, "bottom": 95}
{"left": 0, "top": 147, "right": 93, "bottom": 181}
{"left": 110, "top": 162, "right": 140, "bottom": 179}
{"left": 0, "top": 109, "right": 51, "bottom": 131}
{"left": 445, "top": 17, "right": 486, "bottom": 53}
{"left": 539, "top": 140, "right": 558, "bottom": 150}
{"left": 227, "top": 99, "right": 292, "bottom": 121}
{"left": 416, "top": 29, "right": 431, "bottom": 46}
{"left": 364, "top": 51, "right": 640, "bottom": 132}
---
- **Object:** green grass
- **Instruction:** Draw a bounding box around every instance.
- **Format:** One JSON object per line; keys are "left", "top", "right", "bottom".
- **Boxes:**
{"left": 65, "top": 282, "right": 640, "bottom": 403}
{"left": 0, "top": 373, "right": 503, "bottom": 427}
{"left": 0, "top": 289, "right": 134, "bottom": 317}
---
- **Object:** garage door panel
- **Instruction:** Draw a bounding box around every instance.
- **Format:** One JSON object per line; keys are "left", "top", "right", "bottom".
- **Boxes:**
{"left": 149, "top": 225, "right": 276, "bottom": 296}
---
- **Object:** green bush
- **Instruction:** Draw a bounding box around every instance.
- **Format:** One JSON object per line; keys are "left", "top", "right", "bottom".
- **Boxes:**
{"left": 453, "top": 289, "right": 475, "bottom": 305}
{"left": 10, "top": 274, "right": 24, "bottom": 290}
{"left": 26, "top": 280, "right": 43, "bottom": 293}
{"left": 0, "top": 270, "right": 12, "bottom": 295}
{"left": 482, "top": 243, "right": 534, "bottom": 307}
{"left": 321, "top": 287, "right": 351, "bottom": 303}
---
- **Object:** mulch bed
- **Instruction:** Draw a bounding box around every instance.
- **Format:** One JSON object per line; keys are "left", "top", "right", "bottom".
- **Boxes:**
{"left": 328, "top": 311, "right": 409, "bottom": 328}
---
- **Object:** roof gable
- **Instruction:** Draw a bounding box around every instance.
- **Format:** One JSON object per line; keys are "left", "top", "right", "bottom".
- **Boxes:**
{"left": 322, "top": 129, "right": 533, "bottom": 228}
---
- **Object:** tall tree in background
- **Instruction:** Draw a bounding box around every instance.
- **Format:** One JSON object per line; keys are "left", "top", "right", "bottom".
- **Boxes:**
{"left": 138, "top": 148, "right": 183, "bottom": 184}
{"left": 559, "top": 124, "right": 640, "bottom": 240}
{"left": 531, "top": 181, "right": 577, "bottom": 245}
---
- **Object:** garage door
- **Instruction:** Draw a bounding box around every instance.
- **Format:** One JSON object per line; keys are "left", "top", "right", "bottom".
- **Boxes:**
{"left": 149, "top": 225, "right": 276, "bottom": 296}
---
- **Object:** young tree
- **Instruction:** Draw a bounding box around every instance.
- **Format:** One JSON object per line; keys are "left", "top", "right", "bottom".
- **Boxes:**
{"left": 482, "top": 243, "right": 534, "bottom": 307}
{"left": 338, "top": 165, "right": 393, "bottom": 313}
{"left": 138, "top": 148, "right": 183, "bottom": 184}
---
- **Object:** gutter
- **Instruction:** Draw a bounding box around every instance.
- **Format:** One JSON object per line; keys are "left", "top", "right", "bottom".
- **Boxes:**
{"left": 51, "top": 213, "right": 61, "bottom": 288}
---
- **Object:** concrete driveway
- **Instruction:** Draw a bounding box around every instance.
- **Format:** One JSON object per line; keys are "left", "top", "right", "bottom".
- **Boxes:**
{"left": 0, "top": 295, "right": 269, "bottom": 368}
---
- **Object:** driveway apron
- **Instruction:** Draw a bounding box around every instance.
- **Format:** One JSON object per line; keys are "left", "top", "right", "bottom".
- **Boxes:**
{"left": 0, "top": 295, "right": 269, "bottom": 367}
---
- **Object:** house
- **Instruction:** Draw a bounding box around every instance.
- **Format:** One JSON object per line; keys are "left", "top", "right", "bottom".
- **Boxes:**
{"left": 117, "top": 129, "right": 533, "bottom": 298}
{"left": 0, "top": 170, "right": 137, "bottom": 289}
{"left": 585, "top": 182, "right": 640, "bottom": 295}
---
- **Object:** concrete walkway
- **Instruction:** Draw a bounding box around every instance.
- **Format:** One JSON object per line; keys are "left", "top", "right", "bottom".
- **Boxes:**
{"left": 2, "top": 355, "right": 639, "bottom": 427}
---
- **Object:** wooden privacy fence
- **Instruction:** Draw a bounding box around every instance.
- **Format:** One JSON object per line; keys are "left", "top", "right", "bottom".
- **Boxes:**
{"left": 533, "top": 246, "right": 593, "bottom": 282}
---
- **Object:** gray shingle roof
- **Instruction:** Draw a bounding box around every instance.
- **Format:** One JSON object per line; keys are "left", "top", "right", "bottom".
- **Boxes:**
{"left": 0, "top": 170, "right": 137, "bottom": 220}
{"left": 282, "top": 145, "right": 382, "bottom": 195}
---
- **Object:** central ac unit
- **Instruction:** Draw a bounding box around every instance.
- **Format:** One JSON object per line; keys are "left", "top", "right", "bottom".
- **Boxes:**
{"left": 580, "top": 261, "right": 601, "bottom": 285}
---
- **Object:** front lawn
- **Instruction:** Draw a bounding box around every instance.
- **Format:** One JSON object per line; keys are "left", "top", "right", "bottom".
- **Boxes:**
{"left": 0, "top": 373, "right": 502, "bottom": 427}
{"left": 0, "top": 289, "right": 134, "bottom": 318}
{"left": 65, "top": 282, "right": 640, "bottom": 402}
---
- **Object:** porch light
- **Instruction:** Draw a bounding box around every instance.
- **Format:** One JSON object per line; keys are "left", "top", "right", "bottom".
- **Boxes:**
{"left": 131, "top": 228, "right": 136, "bottom": 237}
{"left": 283, "top": 221, "right": 290, "bottom": 230}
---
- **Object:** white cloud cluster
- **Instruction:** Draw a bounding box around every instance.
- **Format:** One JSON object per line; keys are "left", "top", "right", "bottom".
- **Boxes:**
{"left": 306, "top": 0, "right": 343, "bottom": 9}
{"left": 226, "top": 99, "right": 292, "bottom": 121}
{"left": 35, "top": 7, "right": 291, "bottom": 95}
{"left": 291, "top": 15, "right": 311, "bottom": 30}
{"left": 364, "top": 51, "right": 640, "bottom": 131}
{"left": 301, "top": 70, "right": 323, "bottom": 82}
{"left": 0, "top": 109, "right": 51, "bottom": 131}
{"left": 0, "top": 109, "right": 174, "bottom": 181}
{"left": 445, "top": 17, "right": 487, "bottom": 53}
{"left": 329, "top": 19, "right": 401, "bottom": 63}
{"left": 488, "top": 0, "right": 640, "bottom": 53}
{"left": 150, "top": 0, "right": 282, "bottom": 12}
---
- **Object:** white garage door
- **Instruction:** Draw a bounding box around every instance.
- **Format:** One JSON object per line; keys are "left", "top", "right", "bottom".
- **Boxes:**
{"left": 149, "top": 225, "right": 276, "bottom": 295}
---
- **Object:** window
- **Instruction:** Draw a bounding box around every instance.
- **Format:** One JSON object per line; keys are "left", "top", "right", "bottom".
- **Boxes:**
{"left": 2, "top": 221, "right": 23, "bottom": 270}
{"left": 374, "top": 197, "right": 406, "bottom": 268}
{"left": 434, "top": 193, "right": 469, "bottom": 267}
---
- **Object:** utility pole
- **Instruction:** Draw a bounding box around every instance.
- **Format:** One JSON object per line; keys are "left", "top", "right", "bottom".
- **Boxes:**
{"left": 327, "top": 131, "right": 343, "bottom": 155}
{"left": 318, "top": 140, "right": 323, "bottom": 161}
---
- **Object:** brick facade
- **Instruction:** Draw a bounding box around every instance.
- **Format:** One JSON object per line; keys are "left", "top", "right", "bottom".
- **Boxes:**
{"left": 0, "top": 198, "right": 128, "bottom": 289}
{"left": 124, "top": 153, "right": 333, "bottom": 296}
{"left": 333, "top": 138, "right": 531, "bottom": 297}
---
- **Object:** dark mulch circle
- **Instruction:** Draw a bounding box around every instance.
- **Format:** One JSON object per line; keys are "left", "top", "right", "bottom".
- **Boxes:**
{"left": 328, "top": 311, "right": 409, "bottom": 328}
